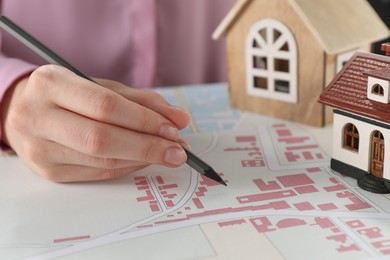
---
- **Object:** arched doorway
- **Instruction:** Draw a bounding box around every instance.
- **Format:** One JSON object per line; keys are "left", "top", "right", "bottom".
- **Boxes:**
{"left": 370, "top": 130, "right": 384, "bottom": 178}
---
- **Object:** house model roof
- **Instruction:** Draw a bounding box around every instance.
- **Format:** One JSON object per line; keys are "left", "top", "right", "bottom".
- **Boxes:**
{"left": 364, "top": 68, "right": 390, "bottom": 81}
{"left": 319, "top": 52, "right": 390, "bottom": 123}
{"left": 213, "top": 0, "right": 389, "bottom": 54}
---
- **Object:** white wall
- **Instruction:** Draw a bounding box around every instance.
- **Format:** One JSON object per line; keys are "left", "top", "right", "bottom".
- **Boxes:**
{"left": 333, "top": 112, "right": 390, "bottom": 180}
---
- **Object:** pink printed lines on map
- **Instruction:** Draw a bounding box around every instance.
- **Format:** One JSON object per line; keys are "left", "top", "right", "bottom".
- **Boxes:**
{"left": 134, "top": 171, "right": 229, "bottom": 220}
{"left": 154, "top": 201, "right": 291, "bottom": 225}
{"left": 237, "top": 169, "right": 371, "bottom": 211}
{"left": 224, "top": 135, "right": 266, "bottom": 168}
{"left": 134, "top": 175, "right": 179, "bottom": 212}
{"left": 152, "top": 170, "right": 372, "bottom": 226}
{"left": 53, "top": 235, "right": 91, "bottom": 243}
{"left": 249, "top": 216, "right": 360, "bottom": 253}
{"left": 272, "top": 123, "right": 325, "bottom": 163}
{"left": 216, "top": 216, "right": 369, "bottom": 254}
{"left": 346, "top": 219, "right": 390, "bottom": 255}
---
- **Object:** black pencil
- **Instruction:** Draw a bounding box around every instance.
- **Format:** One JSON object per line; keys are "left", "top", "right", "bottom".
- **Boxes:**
{"left": 0, "top": 15, "right": 227, "bottom": 186}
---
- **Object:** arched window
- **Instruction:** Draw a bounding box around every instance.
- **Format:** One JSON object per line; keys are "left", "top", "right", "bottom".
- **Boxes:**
{"left": 246, "top": 19, "right": 297, "bottom": 103}
{"left": 343, "top": 123, "right": 359, "bottom": 152}
{"left": 371, "top": 84, "right": 384, "bottom": 96}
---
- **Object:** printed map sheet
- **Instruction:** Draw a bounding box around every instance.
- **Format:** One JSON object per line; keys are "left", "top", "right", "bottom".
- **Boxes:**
{"left": 1, "top": 84, "right": 390, "bottom": 260}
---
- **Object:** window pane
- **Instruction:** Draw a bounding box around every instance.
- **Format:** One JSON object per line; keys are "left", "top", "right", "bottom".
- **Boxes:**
{"left": 253, "top": 56, "right": 267, "bottom": 69}
{"left": 273, "top": 29, "right": 281, "bottom": 43}
{"left": 343, "top": 123, "right": 359, "bottom": 152}
{"left": 346, "top": 135, "right": 352, "bottom": 148}
{"left": 275, "top": 80, "right": 289, "bottom": 93}
{"left": 274, "top": 59, "right": 289, "bottom": 72}
{"left": 259, "top": 29, "right": 267, "bottom": 42}
{"left": 372, "top": 84, "right": 384, "bottom": 96}
{"left": 353, "top": 139, "right": 359, "bottom": 150}
{"left": 280, "top": 42, "right": 289, "bottom": 51}
{"left": 254, "top": 77, "right": 267, "bottom": 89}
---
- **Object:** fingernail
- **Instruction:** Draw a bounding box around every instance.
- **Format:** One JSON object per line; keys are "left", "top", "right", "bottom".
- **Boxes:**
{"left": 159, "top": 124, "right": 179, "bottom": 140}
{"left": 171, "top": 105, "right": 188, "bottom": 114}
{"left": 164, "top": 147, "right": 187, "bottom": 165}
{"left": 167, "top": 103, "right": 182, "bottom": 109}
{"left": 178, "top": 139, "right": 191, "bottom": 150}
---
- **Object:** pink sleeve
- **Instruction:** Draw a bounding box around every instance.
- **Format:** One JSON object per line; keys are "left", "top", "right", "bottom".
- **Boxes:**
{"left": 0, "top": 53, "right": 37, "bottom": 150}
{"left": 155, "top": 0, "right": 235, "bottom": 86}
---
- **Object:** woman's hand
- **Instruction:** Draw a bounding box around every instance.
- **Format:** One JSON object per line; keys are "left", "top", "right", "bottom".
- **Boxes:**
{"left": 0, "top": 65, "right": 190, "bottom": 182}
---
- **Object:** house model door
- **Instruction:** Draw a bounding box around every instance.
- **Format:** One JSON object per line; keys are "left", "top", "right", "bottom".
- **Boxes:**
{"left": 370, "top": 130, "right": 384, "bottom": 178}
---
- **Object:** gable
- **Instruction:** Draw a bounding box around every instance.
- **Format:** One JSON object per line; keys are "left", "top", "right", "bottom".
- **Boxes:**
{"left": 213, "top": 0, "right": 389, "bottom": 54}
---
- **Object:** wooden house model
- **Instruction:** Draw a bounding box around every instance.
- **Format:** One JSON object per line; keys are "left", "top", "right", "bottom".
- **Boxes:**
{"left": 213, "top": 0, "right": 389, "bottom": 126}
{"left": 319, "top": 44, "right": 390, "bottom": 194}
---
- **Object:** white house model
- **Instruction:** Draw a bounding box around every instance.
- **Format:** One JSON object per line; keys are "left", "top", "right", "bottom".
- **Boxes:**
{"left": 319, "top": 44, "right": 390, "bottom": 193}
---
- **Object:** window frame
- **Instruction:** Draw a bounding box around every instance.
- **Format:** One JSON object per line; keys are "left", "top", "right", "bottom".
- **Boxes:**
{"left": 343, "top": 123, "right": 360, "bottom": 152}
{"left": 245, "top": 19, "right": 297, "bottom": 103}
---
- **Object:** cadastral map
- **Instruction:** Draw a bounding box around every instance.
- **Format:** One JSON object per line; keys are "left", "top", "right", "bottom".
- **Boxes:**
{"left": 1, "top": 84, "right": 390, "bottom": 260}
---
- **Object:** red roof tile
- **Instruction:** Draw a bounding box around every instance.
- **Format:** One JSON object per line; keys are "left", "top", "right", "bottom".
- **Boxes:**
{"left": 363, "top": 68, "right": 390, "bottom": 81}
{"left": 319, "top": 52, "right": 390, "bottom": 123}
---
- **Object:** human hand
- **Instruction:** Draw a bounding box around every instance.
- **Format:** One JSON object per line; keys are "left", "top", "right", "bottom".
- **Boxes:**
{"left": 0, "top": 65, "right": 190, "bottom": 182}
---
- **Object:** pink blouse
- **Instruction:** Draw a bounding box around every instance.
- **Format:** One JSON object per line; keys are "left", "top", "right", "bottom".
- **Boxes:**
{"left": 0, "top": 0, "right": 234, "bottom": 148}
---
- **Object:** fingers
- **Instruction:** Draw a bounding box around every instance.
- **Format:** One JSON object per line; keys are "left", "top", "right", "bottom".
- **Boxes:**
{"left": 10, "top": 130, "right": 151, "bottom": 182}
{"left": 126, "top": 88, "right": 191, "bottom": 130}
{"left": 95, "top": 78, "right": 190, "bottom": 130}
{"left": 4, "top": 65, "right": 191, "bottom": 183}
{"left": 27, "top": 139, "right": 147, "bottom": 169}
{"left": 32, "top": 108, "right": 188, "bottom": 167}
{"left": 37, "top": 164, "right": 146, "bottom": 183}
{"left": 30, "top": 66, "right": 181, "bottom": 141}
{"left": 11, "top": 131, "right": 150, "bottom": 182}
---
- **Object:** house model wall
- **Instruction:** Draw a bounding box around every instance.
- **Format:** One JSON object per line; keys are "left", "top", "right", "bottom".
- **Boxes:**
{"left": 319, "top": 44, "right": 390, "bottom": 194}
{"left": 213, "top": 0, "right": 389, "bottom": 126}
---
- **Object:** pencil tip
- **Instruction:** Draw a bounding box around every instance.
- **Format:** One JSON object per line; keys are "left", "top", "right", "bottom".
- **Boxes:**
{"left": 219, "top": 180, "right": 228, "bottom": 186}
